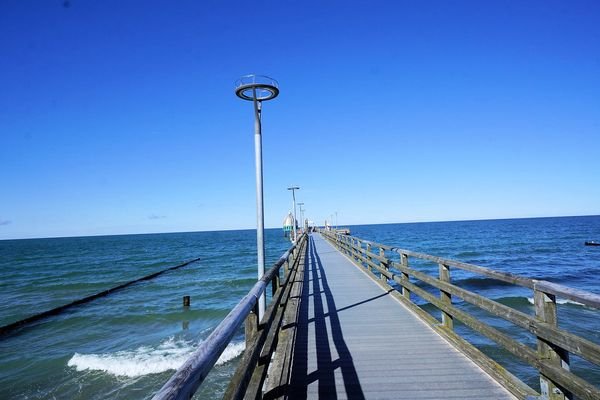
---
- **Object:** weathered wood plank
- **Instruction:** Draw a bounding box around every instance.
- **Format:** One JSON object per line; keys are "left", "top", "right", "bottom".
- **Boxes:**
{"left": 332, "top": 232, "right": 534, "bottom": 288}
{"left": 225, "top": 236, "right": 308, "bottom": 400}
{"left": 322, "top": 230, "right": 600, "bottom": 400}
{"left": 262, "top": 244, "right": 307, "bottom": 398}
{"left": 439, "top": 262, "right": 453, "bottom": 330}
{"left": 291, "top": 234, "right": 516, "bottom": 399}
{"left": 388, "top": 259, "right": 600, "bottom": 367}
{"left": 340, "top": 237, "right": 600, "bottom": 368}
{"left": 534, "top": 280, "right": 600, "bottom": 310}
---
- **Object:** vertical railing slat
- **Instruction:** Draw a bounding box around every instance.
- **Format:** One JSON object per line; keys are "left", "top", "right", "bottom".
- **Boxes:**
{"left": 401, "top": 253, "right": 411, "bottom": 301}
{"left": 534, "top": 287, "right": 571, "bottom": 400}
{"left": 438, "top": 263, "right": 453, "bottom": 330}
{"left": 379, "top": 247, "right": 387, "bottom": 283}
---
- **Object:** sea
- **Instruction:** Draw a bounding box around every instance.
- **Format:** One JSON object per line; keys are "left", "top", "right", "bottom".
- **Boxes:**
{"left": 0, "top": 215, "right": 599, "bottom": 399}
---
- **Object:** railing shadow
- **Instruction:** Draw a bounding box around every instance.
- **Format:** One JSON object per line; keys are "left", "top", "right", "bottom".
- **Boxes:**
{"left": 289, "top": 235, "right": 365, "bottom": 400}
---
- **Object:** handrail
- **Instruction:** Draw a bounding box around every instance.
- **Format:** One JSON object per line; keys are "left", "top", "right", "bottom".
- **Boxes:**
{"left": 533, "top": 280, "right": 600, "bottom": 309}
{"left": 332, "top": 232, "right": 600, "bottom": 308}
{"left": 152, "top": 234, "right": 307, "bottom": 400}
{"left": 322, "top": 230, "right": 600, "bottom": 400}
{"left": 350, "top": 236, "right": 535, "bottom": 288}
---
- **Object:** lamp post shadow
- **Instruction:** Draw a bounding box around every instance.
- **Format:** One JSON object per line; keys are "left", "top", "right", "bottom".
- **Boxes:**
{"left": 289, "top": 235, "right": 365, "bottom": 400}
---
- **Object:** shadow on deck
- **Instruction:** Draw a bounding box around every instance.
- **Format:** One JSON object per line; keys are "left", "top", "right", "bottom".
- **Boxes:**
{"left": 288, "top": 235, "right": 367, "bottom": 399}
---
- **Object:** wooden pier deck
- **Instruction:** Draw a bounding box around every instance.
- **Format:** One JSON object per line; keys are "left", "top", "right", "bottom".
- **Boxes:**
{"left": 154, "top": 230, "right": 600, "bottom": 400}
{"left": 286, "top": 233, "right": 515, "bottom": 399}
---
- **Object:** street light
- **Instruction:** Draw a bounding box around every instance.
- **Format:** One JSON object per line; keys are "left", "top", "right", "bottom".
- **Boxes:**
{"left": 235, "top": 74, "right": 279, "bottom": 320}
{"left": 287, "top": 186, "right": 300, "bottom": 243}
{"left": 297, "top": 202, "right": 305, "bottom": 233}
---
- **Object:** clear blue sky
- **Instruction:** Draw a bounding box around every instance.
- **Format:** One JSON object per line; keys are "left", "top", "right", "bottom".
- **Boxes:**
{"left": 1, "top": 0, "right": 599, "bottom": 239}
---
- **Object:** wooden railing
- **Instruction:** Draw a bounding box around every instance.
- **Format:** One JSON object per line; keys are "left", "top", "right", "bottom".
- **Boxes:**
{"left": 152, "top": 233, "right": 308, "bottom": 400}
{"left": 322, "top": 230, "right": 600, "bottom": 400}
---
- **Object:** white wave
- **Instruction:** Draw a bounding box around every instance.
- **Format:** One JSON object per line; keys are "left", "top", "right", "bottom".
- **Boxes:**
{"left": 527, "top": 297, "right": 584, "bottom": 306}
{"left": 216, "top": 341, "right": 245, "bottom": 365}
{"left": 68, "top": 337, "right": 245, "bottom": 377}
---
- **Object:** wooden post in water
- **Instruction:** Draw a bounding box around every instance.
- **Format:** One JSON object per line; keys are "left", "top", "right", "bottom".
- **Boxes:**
{"left": 401, "top": 253, "right": 411, "bottom": 301}
{"left": 438, "top": 263, "right": 453, "bottom": 330}
{"left": 183, "top": 296, "right": 191, "bottom": 307}
{"left": 534, "top": 287, "right": 571, "bottom": 400}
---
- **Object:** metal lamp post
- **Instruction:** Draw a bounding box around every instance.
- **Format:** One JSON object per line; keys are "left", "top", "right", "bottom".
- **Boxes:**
{"left": 287, "top": 186, "right": 300, "bottom": 243}
{"left": 298, "top": 202, "right": 305, "bottom": 233}
{"left": 235, "top": 74, "right": 279, "bottom": 320}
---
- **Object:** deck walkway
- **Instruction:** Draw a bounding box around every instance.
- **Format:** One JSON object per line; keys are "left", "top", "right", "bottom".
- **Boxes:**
{"left": 287, "top": 233, "right": 516, "bottom": 399}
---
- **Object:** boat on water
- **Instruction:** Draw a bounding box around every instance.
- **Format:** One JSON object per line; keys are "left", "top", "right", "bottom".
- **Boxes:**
{"left": 585, "top": 241, "right": 600, "bottom": 246}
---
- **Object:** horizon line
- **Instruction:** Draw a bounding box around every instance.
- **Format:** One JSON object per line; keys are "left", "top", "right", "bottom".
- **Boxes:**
{"left": 1, "top": 213, "right": 598, "bottom": 241}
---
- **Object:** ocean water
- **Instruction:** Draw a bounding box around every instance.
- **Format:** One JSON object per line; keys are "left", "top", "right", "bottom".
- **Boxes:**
{"left": 1, "top": 216, "right": 599, "bottom": 398}
{"left": 0, "top": 229, "right": 292, "bottom": 400}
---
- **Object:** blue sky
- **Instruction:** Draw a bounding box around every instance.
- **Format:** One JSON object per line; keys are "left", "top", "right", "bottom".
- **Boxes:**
{"left": 1, "top": 0, "right": 599, "bottom": 239}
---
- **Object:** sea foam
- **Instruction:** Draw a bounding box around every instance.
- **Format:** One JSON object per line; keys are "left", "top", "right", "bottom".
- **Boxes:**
{"left": 527, "top": 297, "right": 584, "bottom": 306}
{"left": 68, "top": 337, "right": 245, "bottom": 377}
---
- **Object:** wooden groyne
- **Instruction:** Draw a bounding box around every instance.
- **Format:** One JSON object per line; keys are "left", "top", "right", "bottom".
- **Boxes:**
{"left": 152, "top": 232, "right": 600, "bottom": 399}
{"left": 0, "top": 257, "right": 202, "bottom": 338}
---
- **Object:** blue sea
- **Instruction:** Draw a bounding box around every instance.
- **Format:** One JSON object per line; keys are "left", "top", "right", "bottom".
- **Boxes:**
{"left": 1, "top": 216, "right": 599, "bottom": 399}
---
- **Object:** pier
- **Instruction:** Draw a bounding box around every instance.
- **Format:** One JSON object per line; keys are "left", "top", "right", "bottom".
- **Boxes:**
{"left": 153, "top": 232, "right": 600, "bottom": 400}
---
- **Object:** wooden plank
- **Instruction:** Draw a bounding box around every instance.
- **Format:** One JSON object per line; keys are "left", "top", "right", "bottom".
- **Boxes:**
{"left": 246, "top": 237, "right": 309, "bottom": 399}
{"left": 325, "top": 239, "right": 538, "bottom": 400}
{"left": 534, "top": 289, "right": 570, "bottom": 400}
{"left": 378, "top": 283, "right": 537, "bottom": 399}
{"left": 331, "top": 232, "right": 534, "bottom": 288}
{"left": 322, "top": 231, "right": 600, "bottom": 400}
{"left": 262, "top": 243, "right": 307, "bottom": 398}
{"left": 534, "top": 280, "right": 600, "bottom": 309}
{"left": 386, "top": 259, "right": 600, "bottom": 367}
{"left": 289, "top": 234, "right": 516, "bottom": 399}
{"left": 439, "top": 262, "right": 453, "bottom": 330}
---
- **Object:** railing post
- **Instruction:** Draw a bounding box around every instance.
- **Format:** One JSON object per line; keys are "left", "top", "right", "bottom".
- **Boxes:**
{"left": 534, "top": 286, "right": 571, "bottom": 400}
{"left": 366, "top": 243, "right": 372, "bottom": 272}
{"left": 438, "top": 263, "right": 453, "bottom": 330}
{"left": 245, "top": 303, "right": 259, "bottom": 347}
{"left": 272, "top": 268, "right": 280, "bottom": 296}
{"left": 401, "top": 253, "right": 411, "bottom": 301}
{"left": 379, "top": 247, "right": 387, "bottom": 283}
